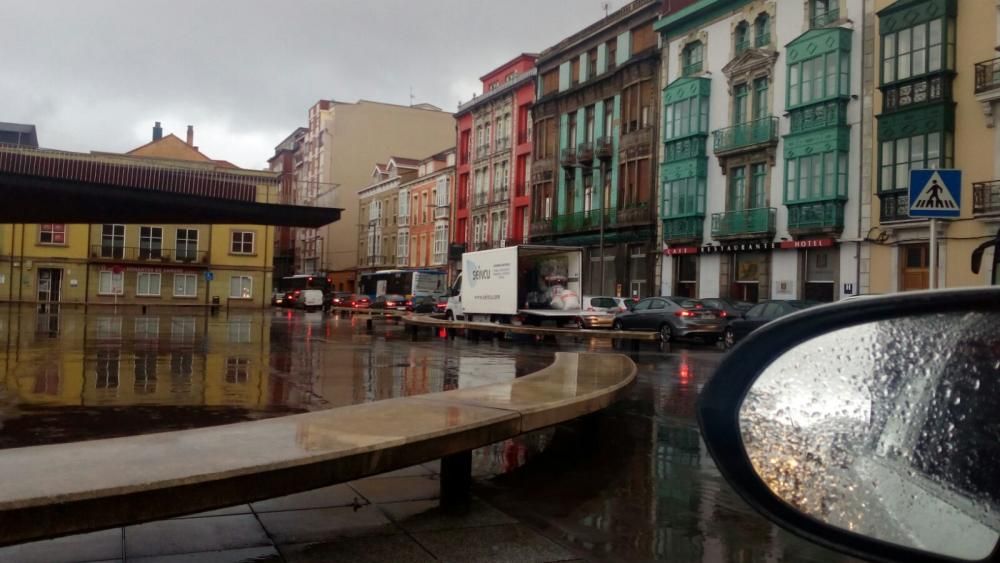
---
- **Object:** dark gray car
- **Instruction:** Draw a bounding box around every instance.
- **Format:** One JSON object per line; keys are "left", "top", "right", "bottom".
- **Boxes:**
{"left": 612, "top": 296, "right": 725, "bottom": 342}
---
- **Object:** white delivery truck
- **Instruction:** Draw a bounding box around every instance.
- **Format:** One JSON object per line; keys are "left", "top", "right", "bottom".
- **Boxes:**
{"left": 445, "top": 245, "right": 610, "bottom": 326}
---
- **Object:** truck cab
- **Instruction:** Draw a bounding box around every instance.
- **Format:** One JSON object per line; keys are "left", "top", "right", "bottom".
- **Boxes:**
{"left": 445, "top": 273, "right": 464, "bottom": 321}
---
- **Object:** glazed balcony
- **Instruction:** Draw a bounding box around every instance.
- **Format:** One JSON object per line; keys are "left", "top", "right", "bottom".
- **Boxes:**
{"left": 974, "top": 180, "right": 1000, "bottom": 216}
{"left": 712, "top": 117, "right": 779, "bottom": 156}
{"left": 663, "top": 216, "right": 704, "bottom": 243}
{"left": 552, "top": 204, "right": 652, "bottom": 235}
{"left": 711, "top": 207, "right": 776, "bottom": 239}
{"left": 90, "top": 245, "right": 209, "bottom": 265}
{"left": 786, "top": 200, "right": 845, "bottom": 235}
{"left": 434, "top": 205, "right": 450, "bottom": 220}
{"left": 576, "top": 141, "right": 594, "bottom": 164}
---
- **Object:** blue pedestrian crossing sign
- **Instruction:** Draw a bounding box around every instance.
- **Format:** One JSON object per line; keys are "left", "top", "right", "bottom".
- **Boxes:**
{"left": 909, "top": 169, "right": 961, "bottom": 218}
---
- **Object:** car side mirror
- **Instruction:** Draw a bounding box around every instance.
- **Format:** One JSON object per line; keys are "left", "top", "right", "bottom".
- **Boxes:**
{"left": 700, "top": 288, "right": 1000, "bottom": 563}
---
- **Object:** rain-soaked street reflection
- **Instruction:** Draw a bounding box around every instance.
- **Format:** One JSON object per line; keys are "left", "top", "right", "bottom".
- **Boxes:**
{"left": 0, "top": 304, "right": 855, "bottom": 561}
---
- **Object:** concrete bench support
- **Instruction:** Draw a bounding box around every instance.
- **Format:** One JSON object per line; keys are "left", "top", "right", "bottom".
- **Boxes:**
{"left": 0, "top": 352, "right": 636, "bottom": 547}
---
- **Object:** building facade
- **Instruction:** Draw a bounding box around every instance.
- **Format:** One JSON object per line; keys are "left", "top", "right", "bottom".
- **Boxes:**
{"left": 656, "top": 0, "right": 871, "bottom": 303}
{"left": 357, "top": 158, "right": 418, "bottom": 272}
{"left": 529, "top": 0, "right": 663, "bottom": 299}
{"left": 0, "top": 125, "right": 280, "bottom": 308}
{"left": 869, "top": 0, "right": 1000, "bottom": 291}
{"left": 453, "top": 54, "right": 537, "bottom": 256}
{"left": 267, "top": 127, "right": 307, "bottom": 280}
{"left": 274, "top": 100, "right": 455, "bottom": 292}
{"left": 400, "top": 150, "right": 455, "bottom": 270}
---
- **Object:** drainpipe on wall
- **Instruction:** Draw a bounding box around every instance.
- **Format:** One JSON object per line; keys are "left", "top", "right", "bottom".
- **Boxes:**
{"left": 856, "top": 0, "right": 873, "bottom": 297}
{"left": 17, "top": 223, "right": 26, "bottom": 303}
{"left": 84, "top": 224, "right": 92, "bottom": 309}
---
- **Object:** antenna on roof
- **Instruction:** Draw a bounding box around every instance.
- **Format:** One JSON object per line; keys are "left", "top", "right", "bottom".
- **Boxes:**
{"left": 409, "top": 86, "right": 415, "bottom": 107}
{"left": 602, "top": 1, "right": 610, "bottom": 17}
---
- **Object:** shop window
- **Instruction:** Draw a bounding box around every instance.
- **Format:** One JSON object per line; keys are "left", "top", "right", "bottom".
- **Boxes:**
{"left": 675, "top": 255, "right": 698, "bottom": 298}
{"left": 733, "top": 253, "right": 765, "bottom": 302}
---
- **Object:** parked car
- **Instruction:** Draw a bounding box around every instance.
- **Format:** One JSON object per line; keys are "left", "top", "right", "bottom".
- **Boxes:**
{"left": 328, "top": 292, "right": 354, "bottom": 308}
{"left": 407, "top": 295, "right": 438, "bottom": 313}
{"left": 612, "top": 296, "right": 725, "bottom": 342}
{"left": 348, "top": 294, "right": 371, "bottom": 309}
{"left": 700, "top": 297, "right": 754, "bottom": 319}
{"left": 581, "top": 296, "right": 630, "bottom": 314}
{"left": 723, "top": 300, "right": 819, "bottom": 349}
{"left": 282, "top": 290, "right": 301, "bottom": 308}
{"left": 434, "top": 296, "right": 448, "bottom": 314}
{"left": 270, "top": 290, "right": 286, "bottom": 307}
{"left": 371, "top": 294, "right": 407, "bottom": 310}
{"left": 294, "top": 289, "right": 324, "bottom": 312}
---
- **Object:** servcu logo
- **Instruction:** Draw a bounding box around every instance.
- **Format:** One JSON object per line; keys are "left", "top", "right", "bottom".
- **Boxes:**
{"left": 465, "top": 260, "right": 490, "bottom": 288}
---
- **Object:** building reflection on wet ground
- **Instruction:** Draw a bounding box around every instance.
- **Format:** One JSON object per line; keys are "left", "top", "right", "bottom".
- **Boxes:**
{"left": 0, "top": 305, "right": 856, "bottom": 561}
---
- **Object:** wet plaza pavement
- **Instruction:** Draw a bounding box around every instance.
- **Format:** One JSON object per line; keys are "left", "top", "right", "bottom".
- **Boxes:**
{"left": 0, "top": 305, "right": 858, "bottom": 562}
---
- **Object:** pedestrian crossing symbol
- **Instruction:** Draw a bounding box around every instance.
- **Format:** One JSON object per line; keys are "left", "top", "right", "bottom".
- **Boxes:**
{"left": 909, "top": 169, "right": 961, "bottom": 219}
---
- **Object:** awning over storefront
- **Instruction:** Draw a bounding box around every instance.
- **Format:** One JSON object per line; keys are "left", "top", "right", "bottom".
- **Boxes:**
{"left": 1, "top": 173, "right": 341, "bottom": 227}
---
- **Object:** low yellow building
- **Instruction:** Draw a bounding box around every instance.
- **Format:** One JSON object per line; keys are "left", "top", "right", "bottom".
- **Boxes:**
{"left": 869, "top": 0, "right": 1000, "bottom": 291}
{"left": 0, "top": 126, "right": 278, "bottom": 308}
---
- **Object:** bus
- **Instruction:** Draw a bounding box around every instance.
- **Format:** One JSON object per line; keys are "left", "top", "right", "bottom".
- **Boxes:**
{"left": 358, "top": 269, "right": 447, "bottom": 300}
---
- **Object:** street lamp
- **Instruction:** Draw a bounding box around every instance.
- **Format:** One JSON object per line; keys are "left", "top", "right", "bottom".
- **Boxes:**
{"left": 564, "top": 161, "right": 607, "bottom": 296}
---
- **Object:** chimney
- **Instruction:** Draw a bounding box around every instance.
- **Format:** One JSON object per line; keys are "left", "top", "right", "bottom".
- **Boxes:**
{"left": 152, "top": 121, "right": 163, "bottom": 141}
{"left": 186, "top": 125, "right": 194, "bottom": 146}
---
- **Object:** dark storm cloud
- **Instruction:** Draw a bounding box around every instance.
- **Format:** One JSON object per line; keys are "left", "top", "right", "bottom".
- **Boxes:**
{"left": 2, "top": 0, "right": 612, "bottom": 169}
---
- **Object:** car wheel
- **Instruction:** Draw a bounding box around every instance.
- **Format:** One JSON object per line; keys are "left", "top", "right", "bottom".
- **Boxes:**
{"left": 612, "top": 319, "right": 624, "bottom": 331}
{"left": 724, "top": 327, "right": 736, "bottom": 350}
{"left": 659, "top": 324, "right": 673, "bottom": 343}
{"left": 445, "top": 311, "right": 454, "bottom": 322}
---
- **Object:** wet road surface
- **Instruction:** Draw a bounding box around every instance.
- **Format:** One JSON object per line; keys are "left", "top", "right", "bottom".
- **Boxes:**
{"left": 0, "top": 305, "right": 857, "bottom": 561}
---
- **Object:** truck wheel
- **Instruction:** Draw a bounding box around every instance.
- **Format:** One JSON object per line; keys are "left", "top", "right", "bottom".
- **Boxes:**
{"left": 445, "top": 311, "right": 454, "bottom": 322}
{"left": 724, "top": 327, "right": 736, "bottom": 350}
{"left": 612, "top": 320, "right": 624, "bottom": 331}
{"left": 659, "top": 324, "right": 673, "bottom": 343}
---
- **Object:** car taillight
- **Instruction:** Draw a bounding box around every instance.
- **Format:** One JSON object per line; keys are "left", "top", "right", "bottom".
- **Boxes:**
{"left": 405, "top": 300, "right": 412, "bottom": 306}
{"left": 675, "top": 310, "right": 694, "bottom": 318}
{"left": 719, "top": 311, "right": 728, "bottom": 318}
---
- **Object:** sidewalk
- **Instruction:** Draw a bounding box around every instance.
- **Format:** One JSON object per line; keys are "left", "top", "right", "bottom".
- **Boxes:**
{"left": 0, "top": 462, "right": 581, "bottom": 563}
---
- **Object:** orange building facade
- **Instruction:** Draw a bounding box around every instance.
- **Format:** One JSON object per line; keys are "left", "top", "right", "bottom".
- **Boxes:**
{"left": 401, "top": 150, "right": 456, "bottom": 269}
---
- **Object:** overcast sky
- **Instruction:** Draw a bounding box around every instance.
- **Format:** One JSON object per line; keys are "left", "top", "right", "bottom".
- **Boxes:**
{"left": 2, "top": 1, "right": 616, "bottom": 169}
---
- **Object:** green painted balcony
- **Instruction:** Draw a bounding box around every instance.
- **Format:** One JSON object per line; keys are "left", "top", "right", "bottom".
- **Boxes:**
{"left": 711, "top": 207, "right": 776, "bottom": 239}
{"left": 786, "top": 200, "right": 845, "bottom": 234}
{"left": 663, "top": 216, "right": 704, "bottom": 243}
{"left": 552, "top": 204, "right": 652, "bottom": 235}
{"left": 712, "top": 117, "right": 779, "bottom": 156}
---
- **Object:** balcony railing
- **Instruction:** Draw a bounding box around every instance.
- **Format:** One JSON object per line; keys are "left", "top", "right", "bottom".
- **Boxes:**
{"left": 786, "top": 200, "right": 846, "bottom": 233}
{"left": 755, "top": 32, "right": 771, "bottom": 48}
{"left": 397, "top": 214, "right": 410, "bottom": 227}
{"left": 434, "top": 205, "right": 450, "bottom": 220}
{"left": 551, "top": 204, "right": 652, "bottom": 234}
{"left": 90, "top": 245, "right": 209, "bottom": 264}
{"left": 596, "top": 137, "right": 614, "bottom": 160}
{"left": 397, "top": 255, "right": 409, "bottom": 267}
{"left": 493, "top": 185, "right": 509, "bottom": 203}
{"left": 735, "top": 40, "right": 750, "bottom": 56}
{"left": 560, "top": 148, "right": 577, "bottom": 169}
{"left": 577, "top": 141, "right": 594, "bottom": 164}
{"left": 713, "top": 117, "right": 779, "bottom": 154}
{"left": 711, "top": 208, "right": 776, "bottom": 239}
{"left": 663, "top": 216, "right": 704, "bottom": 242}
{"left": 529, "top": 218, "right": 554, "bottom": 237}
{"left": 974, "top": 180, "right": 1000, "bottom": 215}
{"left": 364, "top": 255, "right": 387, "bottom": 267}
{"left": 473, "top": 192, "right": 489, "bottom": 207}
{"left": 496, "top": 136, "right": 511, "bottom": 151}
{"left": 682, "top": 62, "right": 703, "bottom": 77}
{"left": 476, "top": 144, "right": 490, "bottom": 159}
{"left": 975, "top": 57, "right": 1000, "bottom": 95}
{"left": 810, "top": 7, "right": 839, "bottom": 28}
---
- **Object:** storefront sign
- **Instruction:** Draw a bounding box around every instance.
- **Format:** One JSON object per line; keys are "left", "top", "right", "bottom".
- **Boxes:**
{"left": 664, "top": 239, "right": 836, "bottom": 256}
{"left": 101, "top": 265, "right": 197, "bottom": 274}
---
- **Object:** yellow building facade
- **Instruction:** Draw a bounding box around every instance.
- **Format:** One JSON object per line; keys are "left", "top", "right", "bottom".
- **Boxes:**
{"left": 869, "top": 0, "right": 1000, "bottom": 292}
{"left": 0, "top": 132, "right": 278, "bottom": 308}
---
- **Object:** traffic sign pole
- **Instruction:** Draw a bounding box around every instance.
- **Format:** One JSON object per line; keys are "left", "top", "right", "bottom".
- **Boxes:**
{"left": 930, "top": 218, "right": 938, "bottom": 290}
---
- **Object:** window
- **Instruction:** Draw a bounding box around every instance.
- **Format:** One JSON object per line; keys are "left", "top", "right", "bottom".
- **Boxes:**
{"left": 607, "top": 39, "right": 618, "bottom": 69}
{"left": 810, "top": 0, "right": 838, "bottom": 28}
{"left": 663, "top": 177, "right": 706, "bottom": 217}
{"left": 754, "top": 14, "right": 771, "bottom": 47}
{"left": 663, "top": 93, "right": 709, "bottom": 141}
{"left": 176, "top": 229, "right": 198, "bottom": 261}
{"left": 231, "top": 231, "right": 255, "bottom": 254}
{"left": 101, "top": 224, "right": 125, "bottom": 258}
{"left": 682, "top": 42, "right": 703, "bottom": 76}
{"left": 588, "top": 48, "right": 598, "bottom": 78}
{"left": 229, "top": 276, "right": 253, "bottom": 299}
{"left": 728, "top": 167, "right": 747, "bottom": 211}
{"left": 95, "top": 350, "right": 120, "bottom": 390}
{"left": 787, "top": 50, "right": 849, "bottom": 108}
{"left": 134, "top": 317, "right": 159, "bottom": 340}
{"left": 882, "top": 19, "right": 945, "bottom": 84}
{"left": 98, "top": 271, "right": 124, "bottom": 295}
{"left": 735, "top": 22, "right": 750, "bottom": 55}
{"left": 38, "top": 224, "right": 66, "bottom": 245}
{"left": 675, "top": 255, "right": 698, "bottom": 298}
{"left": 785, "top": 151, "right": 848, "bottom": 202}
{"left": 753, "top": 78, "right": 769, "bottom": 120}
{"left": 733, "top": 84, "right": 749, "bottom": 124}
{"left": 139, "top": 226, "right": 162, "bottom": 259}
{"left": 173, "top": 274, "right": 197, "bottom": 298}
{"left": 803, "top": 249, "right": 836, "bottom": 302}
{"left": 226, "top": 357, "right": 250, "bottom": 384}
{"left": 879, "top": 132, "right": 953, "bottom": 193}
{"left": 136, "top": 273, "right": 161, "bottom": 297}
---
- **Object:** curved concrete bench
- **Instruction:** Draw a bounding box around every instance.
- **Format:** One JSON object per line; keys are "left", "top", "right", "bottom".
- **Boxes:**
{"left": 0, "top": 352, "right": 636, "bottom": 547}
{"left": 402, "top": 314, "right": 660, "bottom": 345}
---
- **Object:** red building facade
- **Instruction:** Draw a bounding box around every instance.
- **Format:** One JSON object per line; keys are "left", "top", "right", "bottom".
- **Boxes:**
{"left": 452, "top": 54, "right": 537, "bottom": 254}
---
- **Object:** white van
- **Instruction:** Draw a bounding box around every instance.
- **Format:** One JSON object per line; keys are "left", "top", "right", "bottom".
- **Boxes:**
{"left": 296, "top": 289, "right": 324, "bottom": 312}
